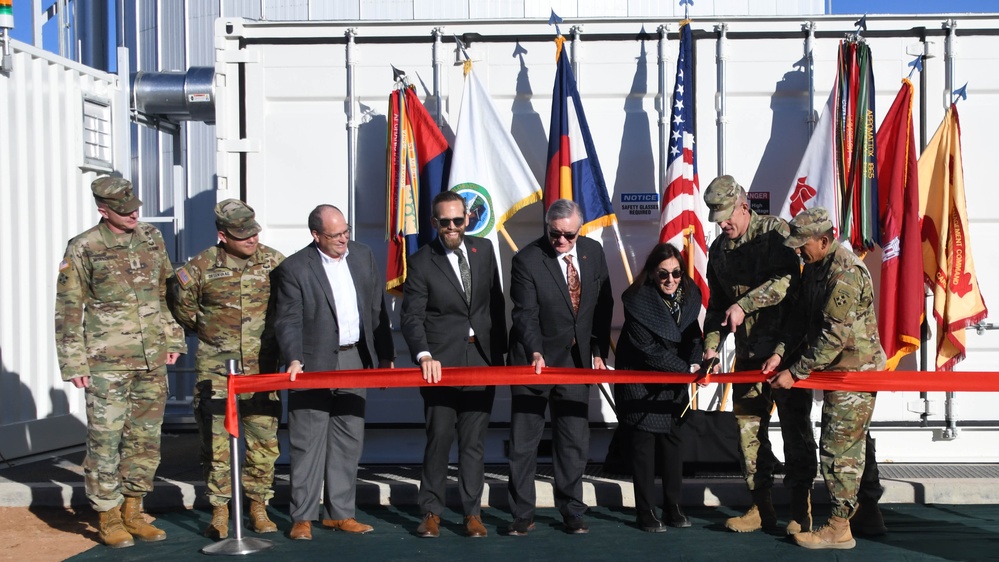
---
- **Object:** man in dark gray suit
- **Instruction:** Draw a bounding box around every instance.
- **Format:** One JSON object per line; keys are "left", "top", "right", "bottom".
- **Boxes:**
{"left": 506, "top": 199, "right": 613, "bottom": 536}
{"left": 402, "top": 191, "right": 507, "bottom": 539}
{"left": 271, "top": 204, "right": 394, "bottom": 540}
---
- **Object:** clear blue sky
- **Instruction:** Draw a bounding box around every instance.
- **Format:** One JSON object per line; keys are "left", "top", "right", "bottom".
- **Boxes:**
{"left": 8, "top": 1, "right": 997, "bottom": 53}
{"left": 830, "top": 0, "right": 999, "bottom": 14}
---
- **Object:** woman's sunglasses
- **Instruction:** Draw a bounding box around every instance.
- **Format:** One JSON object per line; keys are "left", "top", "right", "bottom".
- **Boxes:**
{"left": 656, "top": 268, "right": 683, "bottom": 281}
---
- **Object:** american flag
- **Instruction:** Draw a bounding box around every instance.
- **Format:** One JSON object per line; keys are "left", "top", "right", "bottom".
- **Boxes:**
{"left": 659, "top": 20, "right": 709, "bottom": 315}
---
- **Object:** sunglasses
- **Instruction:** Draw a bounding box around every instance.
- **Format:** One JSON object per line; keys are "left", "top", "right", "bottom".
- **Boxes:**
{"left": 548, "top": 229, "right": 579, "bottom": 241}
{"left": 656, "top": 268, "right": 683, "bottom": 281}
{"left": 436, "top": 216, "right": 466, "bottom": 228}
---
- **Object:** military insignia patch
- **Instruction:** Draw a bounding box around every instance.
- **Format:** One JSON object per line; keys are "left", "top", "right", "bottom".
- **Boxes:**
{"left": 206, "top": 271, "right": 233, "bottom": 280}
{"left": 59, "top": 259, "right": 70, "bottom": 272}
{"left": 176, "top": 266, "right": 193, "bottom": 288}
{"left": 825, "top": 280, "right": 857, "bottom": 322}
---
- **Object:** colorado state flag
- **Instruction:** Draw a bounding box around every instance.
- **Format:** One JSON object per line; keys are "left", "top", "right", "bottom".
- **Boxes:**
{"left": 544, "top": 36, "right": 617, "bottom": 235}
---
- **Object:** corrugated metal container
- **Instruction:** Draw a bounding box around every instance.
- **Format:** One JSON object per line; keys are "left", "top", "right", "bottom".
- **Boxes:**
{"left": 214, "top": 15, "right": 999, "bottom": 462}
{"left": 0, "top": 40, "right": 129, "bottom": 460}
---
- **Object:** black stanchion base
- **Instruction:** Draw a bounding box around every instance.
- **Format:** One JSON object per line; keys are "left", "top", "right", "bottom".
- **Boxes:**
{"left": 201, "top": 537, "right": 274, "bottom": 556}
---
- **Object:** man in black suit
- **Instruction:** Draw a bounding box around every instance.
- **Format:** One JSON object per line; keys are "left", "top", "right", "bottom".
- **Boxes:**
{"left": 506, "top": 198, "right": 613, "bottom": 535}
{"left": 402, "top": 191, "right": 506, "bottom": 539}
{"left": 271, "top": 204, "right": 394, "bottom": 540}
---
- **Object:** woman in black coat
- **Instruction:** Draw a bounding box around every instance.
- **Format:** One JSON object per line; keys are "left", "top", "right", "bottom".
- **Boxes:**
{"left": 614, "top": 242, "right": 703, "bottom": 532}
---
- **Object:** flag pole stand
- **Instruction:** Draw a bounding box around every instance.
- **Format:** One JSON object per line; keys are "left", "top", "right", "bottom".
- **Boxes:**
{"left": 202, "top": 360, "right": 274, "bottom": 556}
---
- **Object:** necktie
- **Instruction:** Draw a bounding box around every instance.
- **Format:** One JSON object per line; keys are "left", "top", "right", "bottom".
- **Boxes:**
{"left": 564, "top": 255, "right": 580, "bottom": 315}
{"left": 455, "top": 248, "right": 472, "bottom": 304}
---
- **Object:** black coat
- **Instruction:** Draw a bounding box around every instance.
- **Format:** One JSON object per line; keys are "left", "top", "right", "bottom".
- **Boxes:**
{"left": 614, "top": 281, "right": 704, "bottom": 433}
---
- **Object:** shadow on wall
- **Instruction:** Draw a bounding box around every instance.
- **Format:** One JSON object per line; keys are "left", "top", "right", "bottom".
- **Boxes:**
{"left": 748, "top": 62, "right": 811, "bottom": 211}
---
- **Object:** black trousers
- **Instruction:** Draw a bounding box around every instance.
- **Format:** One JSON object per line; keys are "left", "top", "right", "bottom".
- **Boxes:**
{"left": 507, "top": 383, "right": 590, "bottom": 520}
{"left": 418, "top": 341, "right": 494, "bottom": 516}
{"left": 630, "top": 426, "right": 683, "bottom": 512}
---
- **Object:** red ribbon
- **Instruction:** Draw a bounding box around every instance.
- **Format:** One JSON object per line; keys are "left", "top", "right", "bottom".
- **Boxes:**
{"left": 224, "top": 367, "right": 999, "bottom": 437}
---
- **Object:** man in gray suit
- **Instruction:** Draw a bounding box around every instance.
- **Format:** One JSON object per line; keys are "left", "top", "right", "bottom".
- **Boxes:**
{"left": 271, "top": 205, "right": 394, "bottom": 540}
{"left": 402, "top": 191, "right": 506, "bottom": 539}
{"left": 506, "top": 199, "right": 613, "bottom": 536}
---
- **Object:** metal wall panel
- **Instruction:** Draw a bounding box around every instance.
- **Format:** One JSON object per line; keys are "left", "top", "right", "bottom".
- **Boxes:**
{"left": 0, "top": 41, "right": 125, "bottom": 460}
{"left": 414, "top": 0, "right": 468, "bottom": 20}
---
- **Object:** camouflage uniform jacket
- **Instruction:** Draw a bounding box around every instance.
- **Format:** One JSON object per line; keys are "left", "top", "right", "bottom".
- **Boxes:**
{"left": 703, "top": 211, "right": 800, "bottom": 360}
{"left": 775, "top": 240, "right": 886, "bottom": 379}
{"left": 55, "top": 220, "right": 187, "bottom": 380}
{"left": 171, "top": 243, "right": 285, "bottom": 396}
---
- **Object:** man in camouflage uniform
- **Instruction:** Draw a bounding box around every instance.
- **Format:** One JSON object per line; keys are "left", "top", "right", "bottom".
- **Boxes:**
{"left": 169, "top": 199, "right": 284, "bottom": 539}
{"left": 55, "top": 176, "right": 187, "bottom": 548}
{"left": 764, "top": 207, "right": 886, "bottom": 550}
{"left": 701, "top": 175, "right": 816, "bottom": 535}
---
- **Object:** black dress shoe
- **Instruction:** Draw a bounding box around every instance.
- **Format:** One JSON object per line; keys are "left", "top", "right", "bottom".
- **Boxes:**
{"left": 563, "top": 514, "right": 589, "bottom": 534}
{"left": 506, "top": 518, "right": 535, "bottom": 536}
{"left": 664, "top": 504, "right": 691, "bottom": 528}
{"left": 636, "top": 509, "right": 667, "bottom": 533}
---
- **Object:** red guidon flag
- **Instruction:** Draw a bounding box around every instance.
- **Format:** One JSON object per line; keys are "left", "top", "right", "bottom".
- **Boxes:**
{"left": 876, "top": 79, "right": 922, "bottom": 369}
{"left": 917, "top": 104, "right": 987, "bottom": 370}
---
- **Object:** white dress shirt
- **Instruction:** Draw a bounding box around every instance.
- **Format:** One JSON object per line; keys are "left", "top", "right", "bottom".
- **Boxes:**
{"left": 318, "top": 247, "right": 361, "bottom": 347}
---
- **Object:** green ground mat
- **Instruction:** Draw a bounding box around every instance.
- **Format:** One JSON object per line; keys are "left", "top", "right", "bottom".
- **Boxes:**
{"left": 69, "top": 504, "right": 999, "bottom": 561}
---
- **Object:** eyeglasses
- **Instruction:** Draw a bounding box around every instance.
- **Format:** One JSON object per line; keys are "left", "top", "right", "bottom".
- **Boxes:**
{"left": 548, "top": 228, "right": 580, "bottom": 241}
{"left": 436, "top": 216, "right": 466, "bottom": 228}
{"left": 655, "top": 268, "right": 683, "bottom": 281}
{"left": 316, "top": 226, "right": 351, "bottom": 241}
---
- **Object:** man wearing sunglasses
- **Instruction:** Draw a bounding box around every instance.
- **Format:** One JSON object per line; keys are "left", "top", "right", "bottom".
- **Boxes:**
{"left": 402, "top": 190, "right": 507, "bottom": 538}
{"left": 506, "top": 198, "right": 613, "bottom": 536}
{"left": 701, "top": 175, "right": 814, "bottom": 536}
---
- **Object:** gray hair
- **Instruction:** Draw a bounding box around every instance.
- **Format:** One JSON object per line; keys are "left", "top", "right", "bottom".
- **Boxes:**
{"left": 545, "top": 199, "right": 583, "bottom": 227}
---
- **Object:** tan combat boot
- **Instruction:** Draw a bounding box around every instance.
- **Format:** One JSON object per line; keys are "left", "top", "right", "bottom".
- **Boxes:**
{"left": 121, "top": 496, "right": 167, "bottom": 542}
{"left": 98, "top": 505, "right": 135, "bottom": 548}
{"left": 786, "top": 487, "right": 813, "bottom": 535}
{"left": 725, "top": 489, "right": 778, "bottom": 533}
{"left": 794, "top": 516, "right": 855, "bottom": 549}
{"left": 850, "top": 501, "right": 887, "bottom": 536}
{"left": 204, "top": 504, "right": 229, "bottom": 539}
{"left": 248, "top": 500, "right": 278, "bottom": 534}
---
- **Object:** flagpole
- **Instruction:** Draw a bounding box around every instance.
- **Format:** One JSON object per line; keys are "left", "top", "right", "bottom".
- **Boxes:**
{"left": 610, "top": 223, "right": 634, "bottom": 284}
{"left": 498, "top": 225, "right": 519, "bottom": 252}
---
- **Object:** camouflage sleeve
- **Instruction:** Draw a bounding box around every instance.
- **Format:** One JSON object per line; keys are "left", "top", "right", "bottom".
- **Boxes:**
{"left": 789, "top": 271, "right": 858, "bottom": 379}
{"left": 153, "top": 230, "right": 187, "bottom": 354}
{"left": 735, "top": 230, "right": 799, "bottom": 315}
{"left": 169, "top": 258, "right": 202, "bottom": 333}
{"left": 54, "top": 242, "right": 90, "bottom": 381}
{"left": 702, "top": 257, "right": 727, "bottom": 352}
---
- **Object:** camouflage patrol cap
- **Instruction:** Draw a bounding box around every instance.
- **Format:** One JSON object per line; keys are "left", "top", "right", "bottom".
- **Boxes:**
{"left": 91, "top": 176, "right": 142, "bottom": 214}
{"left": 215, "top": 199, "right": 261, "bottom": 239}
{"left": 703, "top": 175, "right": 745, "bottom": 222}
{"left": 784, "top": 207, "right": 834, "bottom": 248}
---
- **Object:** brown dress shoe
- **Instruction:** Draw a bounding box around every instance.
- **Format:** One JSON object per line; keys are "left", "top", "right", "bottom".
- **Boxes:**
{"left": 416, "top": 513, "right": 441, "bottom": 538}
{"left": 321, "top": 518, "right": 374, "bottom": 534}
{"left": 464, "top": 515, "right": 488, "bottom": 538}
{"left": 289, "top": 520, "right": 312, "bottom": 540}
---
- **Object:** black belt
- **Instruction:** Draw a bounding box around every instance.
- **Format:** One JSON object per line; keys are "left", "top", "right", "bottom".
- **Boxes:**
{"left": 339, "top": 343, "right": 357, "bottom": 351}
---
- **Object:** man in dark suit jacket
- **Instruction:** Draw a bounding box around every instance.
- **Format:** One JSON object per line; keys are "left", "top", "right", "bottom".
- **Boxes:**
{"left": 271, "top": 204, "right": 394, "bottom": 540}
{"left": 402, "top": 191, "right": 506, "bottom": 539}
{"left": 506, "top": 198, "right": 613, "bottom": 535}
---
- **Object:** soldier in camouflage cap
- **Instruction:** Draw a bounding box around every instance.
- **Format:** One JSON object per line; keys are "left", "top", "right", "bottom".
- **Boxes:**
{"left": 764, "top": 206, "right": 887, "bottom": 550}
{"left": 55, "top": 175, "right": 187, "bottom": 548}
{"left": 701, "top": 175, "right": 815, "bottom": 535}
{"left": 169, "top": 198, "right": 284, "bottom": 539}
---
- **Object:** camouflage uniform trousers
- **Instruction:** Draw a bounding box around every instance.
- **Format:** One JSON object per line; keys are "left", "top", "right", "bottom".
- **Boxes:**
{"left": 193, "top": 387, "right": 281, "bottom": 506}
{"left": 820, "top": 390, "right": 876, "bottom": 519}
{"left": 731, "top": 358, "right": 816, "bottom": 492}
{"left": 83, "top": 367, "right": 168, "bottom": 512}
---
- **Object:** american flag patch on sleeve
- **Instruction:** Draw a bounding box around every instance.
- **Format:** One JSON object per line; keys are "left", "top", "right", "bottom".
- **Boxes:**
{"left": 59, "top": 259, "right": 70, "bottom": 272}
{"left": 176, "top": 266, "right": 193, "bottom": 288}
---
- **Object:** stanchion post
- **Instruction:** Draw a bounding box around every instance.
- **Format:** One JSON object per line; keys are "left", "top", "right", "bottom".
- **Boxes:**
{"left": 201, "top": 360, "right": 274, "bottom": 555}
